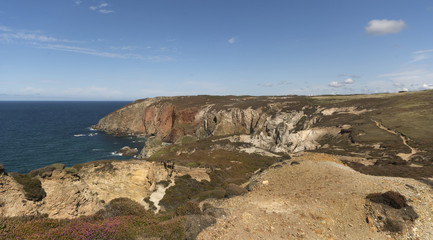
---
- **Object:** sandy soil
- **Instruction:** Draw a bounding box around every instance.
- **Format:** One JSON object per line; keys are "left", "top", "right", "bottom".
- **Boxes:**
{"left": 198, "top": 153, "right": 433, "bottom": 240}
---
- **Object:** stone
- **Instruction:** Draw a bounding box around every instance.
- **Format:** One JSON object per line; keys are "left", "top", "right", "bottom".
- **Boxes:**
{"left": 116, "top": 146, "right": 138, "bottom": 157}
{"left": 0, "top": 164, "right": 6, "bottom": 175}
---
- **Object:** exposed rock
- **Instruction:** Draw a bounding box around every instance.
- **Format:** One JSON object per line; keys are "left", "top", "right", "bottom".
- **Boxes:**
{"left": 94, "top": 96, "right": 350, "bottom": 156}
{"left": 0, "top": 160, "right": 172, "bottom": 219}
{"left": 139, "top": 136, "right": 164, "bottom": 158}
{"left": 366, "top": 191, "right": 419, "bottom": 234}
{"left": 0, "top": 164, "right": 6, "bottom": 175}
{"left": 116, "top": 146, "right": 138, "bottom": 156}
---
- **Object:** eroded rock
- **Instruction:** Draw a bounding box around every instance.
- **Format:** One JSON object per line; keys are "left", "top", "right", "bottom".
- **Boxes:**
{"left": 116, "top": 146, "right": 138, "bottom": 156}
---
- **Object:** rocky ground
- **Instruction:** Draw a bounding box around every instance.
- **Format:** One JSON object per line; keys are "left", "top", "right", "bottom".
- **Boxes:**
{"left": 198, "top": 153, "right": 433, "bottom": 240}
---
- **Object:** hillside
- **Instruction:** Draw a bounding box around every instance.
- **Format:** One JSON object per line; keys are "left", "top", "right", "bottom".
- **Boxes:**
{"left": 1, "top": 90, "right": 432, "bottom": 239}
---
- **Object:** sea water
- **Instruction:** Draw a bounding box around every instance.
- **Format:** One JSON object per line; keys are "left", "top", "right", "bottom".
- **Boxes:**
{"left": 0, "top": 101, "right": 144, "bottom": 173}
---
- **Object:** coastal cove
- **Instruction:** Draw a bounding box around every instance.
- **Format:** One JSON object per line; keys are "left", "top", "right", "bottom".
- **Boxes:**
{"left": 0, "top": 101, "right": 142, "bottom": 173}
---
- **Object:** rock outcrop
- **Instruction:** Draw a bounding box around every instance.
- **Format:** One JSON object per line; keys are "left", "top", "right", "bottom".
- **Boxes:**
{"left": 0, "top": 160, "right": 172, "bottom": 219}
{"left": 94, "top": 96, "right": 345, "bottom": 155}
{"left": 116, "top": 146, "right": 138, "bottom": 156}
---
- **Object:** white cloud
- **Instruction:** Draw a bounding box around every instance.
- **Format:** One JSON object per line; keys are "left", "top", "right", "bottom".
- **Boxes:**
{"left": 99, "top": 9, "right": 114, "bottom": 14}
{"left": 414, "top": 49, "right": 433, "bottom": 54}
{"left": 0, "top": 32, "right": 58, "bottom": 43}
{"left": 258, "top": 83, "right": 273, "bottom": 87}
{"left": 379, "top": 69, "right": 433, "bottom": 91}
{"left": 423, "top": 84, "right": 433, "bottom": 89}
{"left": 328, "top": 81, "right": 342, "bottom": 87}
{"left": 89, "top": 2, "right": 113, "bottom": 13}
{"left": 411, "top": 54, "right": 429, "bottom": 63}
{"left": 411, "top": 49, "right": 433, "bottom": 63}
{"left": 75, "top": 0, "right": 82, "bottom": 5}
{"left": 0, "top": 25, "right": 169, "bottom": 62}
{"left": 365, "top": 19, "right": 407, "bottom": 36}
{"left": 343, "top": 78, "right": 354, "bottom": 84}
{"left": 228, "top": 37, "right": 236, "bottom": 44}
{"left": 36, "top": 43, "right": 147, "bottom": 59}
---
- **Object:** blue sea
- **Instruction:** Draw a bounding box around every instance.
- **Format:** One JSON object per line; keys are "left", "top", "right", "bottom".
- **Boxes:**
{"left": 0, "top": 101, "right": 145, "bottom": 173}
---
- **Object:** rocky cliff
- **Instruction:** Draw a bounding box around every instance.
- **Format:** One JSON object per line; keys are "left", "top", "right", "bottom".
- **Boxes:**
{"left": 2, "top": 91, "right": 433, "bottom": 239}
{"left": 94, "top": 95, "right": 346, "bottom": 155}
{"left": 0, "top": 160, "right": 171, "bottom": 219}
{"left": 94, "top": 92, "right": 433, "bottom": 162}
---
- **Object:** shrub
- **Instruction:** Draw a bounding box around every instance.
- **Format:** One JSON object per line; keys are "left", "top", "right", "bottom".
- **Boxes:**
{"left": 64, "top": 167, "right": 78, "bottom": 175}
{"left": 10, "top": 173, "right": 46, "bottom": 201}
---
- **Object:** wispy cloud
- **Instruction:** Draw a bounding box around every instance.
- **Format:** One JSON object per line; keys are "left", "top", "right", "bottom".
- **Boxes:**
{"left": 0, "top": 25, "right": 174, "bottom": 61}
{"left": 258, "top": 83, "right": 273, "bottom": 87}
{"left": 0, "top": 26, "right": 76, "bottom": 44}
{"left": 0, "top": 32, "right": 58, "bottom": 43}
{"left": 109, "top": 45, "right": 139, "bottom": 51}
{"left": 278, "top": 80, "right": 292, "bottom": 85}
{"left": 414, "top": 49, "right": 433, "bottom": 54}
{"left": 74, "top": 0, "right": 82, "bottom": 5}
{"left": 365, "top": 19, "right": 407, "bottom": 36}
{"left": 89, "top": 2, "right": 114, "bottom": 14}
{"left": 411, "top": 48, "right": 433, "bottom": 63}
{"left": 0, "top": 25, "right": 10, "bottom": 32}
{"left": 228, "top": 37, "right": 237, "bottom": 44}
{"left": 37, "top": 44, "right": 144, "bottom": 59}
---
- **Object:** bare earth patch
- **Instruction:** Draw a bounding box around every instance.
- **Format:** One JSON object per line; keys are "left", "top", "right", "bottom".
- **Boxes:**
{"left": 198, "top": 153, "right": 433, "bottom": 240}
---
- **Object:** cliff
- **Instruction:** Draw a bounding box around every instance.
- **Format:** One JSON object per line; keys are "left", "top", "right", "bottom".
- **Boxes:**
{"left": 2, "top": 91, "right": 433, "bottom": 239}
{"left": 94, "top": 92, "right": 433, "bottom": 161}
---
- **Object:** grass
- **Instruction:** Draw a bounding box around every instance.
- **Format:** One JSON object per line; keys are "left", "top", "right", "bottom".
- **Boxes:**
{"left": 151, "top": 137, "right": 278, "bottom": 213}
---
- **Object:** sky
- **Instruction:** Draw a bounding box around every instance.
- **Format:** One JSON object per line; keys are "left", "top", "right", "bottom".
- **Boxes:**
{"left": 1, "top": 0, "right": 433, "bottom": 100}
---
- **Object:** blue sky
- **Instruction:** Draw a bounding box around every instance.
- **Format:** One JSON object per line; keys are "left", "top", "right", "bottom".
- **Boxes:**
{"left": 1, "top": 0, "right": 433, "bottom": 100}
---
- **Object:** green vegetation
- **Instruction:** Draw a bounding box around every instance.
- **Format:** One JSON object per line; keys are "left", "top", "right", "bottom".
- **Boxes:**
{"left": 10, "top": 173, "right": 46, "bottom": 201}
{"left": 151, "top": 137, "right": 278, "bottom": 213}
{"left": 0, "top": 198, "right": 185, "bottom": 240}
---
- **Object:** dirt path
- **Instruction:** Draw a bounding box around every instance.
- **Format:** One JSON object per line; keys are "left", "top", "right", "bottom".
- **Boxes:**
{"left": 149, "top": 177, "right": 175, "bottom": 213}
{"left": 372, "top": 120, "right": 417, "bottom": 160}
{"left": 198, "top": 153, "right": 433, "bottom": 240}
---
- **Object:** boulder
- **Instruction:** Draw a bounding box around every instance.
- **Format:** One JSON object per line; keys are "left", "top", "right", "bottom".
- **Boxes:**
{"left": 0, "top": 164, "right": 6, "bottom": 175}
{"left": 116, "top": 146, "right": 139, "bottom": 157}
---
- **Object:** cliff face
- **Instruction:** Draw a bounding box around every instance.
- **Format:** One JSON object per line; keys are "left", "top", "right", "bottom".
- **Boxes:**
{"left": 94, "top": 96, "right": 341, "bottom": 154}
{"left": 0, "top": 161, "right": 171, "bottom": 219}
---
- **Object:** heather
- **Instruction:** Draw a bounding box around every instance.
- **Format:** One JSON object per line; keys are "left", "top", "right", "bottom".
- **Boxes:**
{"left": 0, "top": 198, "right": 185, "bottom": 240}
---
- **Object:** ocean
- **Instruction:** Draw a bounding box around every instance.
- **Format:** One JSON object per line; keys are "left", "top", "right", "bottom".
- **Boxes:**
{"left": 0, "top": 101, "right": 145, "bottom": 173}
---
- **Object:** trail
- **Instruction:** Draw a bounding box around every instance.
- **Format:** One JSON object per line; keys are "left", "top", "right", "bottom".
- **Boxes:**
{"left": 149, "top": 177, "right": 175, "bottom": 213}
{"left": 372, "top": 120, "right": 417, "bottom": 160}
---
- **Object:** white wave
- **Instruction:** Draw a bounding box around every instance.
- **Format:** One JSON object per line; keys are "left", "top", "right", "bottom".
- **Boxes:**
{"left": 92, "top": 149, "right": 103, "bottom": 152}
{"left": 88, "top": 133, "right": 99, "bottom": 137}
{"left": 110, "top": 151, "right": 123, "bottom": 156}
{"left": 74, "top": 134, "right": 86, "bottom": 137}
{"left": 88, "top": 127, "right": 98, "bottom": 131}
